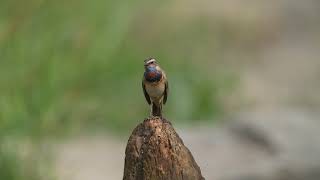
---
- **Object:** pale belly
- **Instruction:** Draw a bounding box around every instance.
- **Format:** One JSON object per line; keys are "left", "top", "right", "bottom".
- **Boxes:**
{"left": 145, "top": 83, "right": 165, "bottom": 99}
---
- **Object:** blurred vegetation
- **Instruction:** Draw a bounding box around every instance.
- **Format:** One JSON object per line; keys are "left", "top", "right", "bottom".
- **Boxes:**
{"left": 0, "top": 137, "right": 53, "bottom": 180}
{"left": 0, "top": 0, "right": 236, "bottom": 136}
{"left": 0, "top": 0, "right": 237, "bottom": 179}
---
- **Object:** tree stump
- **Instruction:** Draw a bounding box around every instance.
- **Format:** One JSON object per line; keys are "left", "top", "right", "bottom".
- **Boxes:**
{"left": 123, "top": 117, "right": 205, "bottom": 180}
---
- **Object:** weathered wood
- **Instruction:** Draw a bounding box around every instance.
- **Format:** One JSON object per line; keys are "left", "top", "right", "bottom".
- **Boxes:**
{"left": 123, "top": 117, "right": 205, "bottom": 180}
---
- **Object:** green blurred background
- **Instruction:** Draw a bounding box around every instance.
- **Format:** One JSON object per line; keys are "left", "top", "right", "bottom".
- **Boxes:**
{"left": 1, "top": 0, "right": 320, "bottom": 179}
{"left": 1, "top": 0, "right": 236, "bottom": 137}
{"left": 1, "top": 0, "right": 236, "bottom": 179}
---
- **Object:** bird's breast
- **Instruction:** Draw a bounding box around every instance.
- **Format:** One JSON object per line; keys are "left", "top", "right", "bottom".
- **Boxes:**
{"left": 145, "top": 81, "right": 165, "bottom": 98}
{"left": 144, "top": 70, "right": 162, "bottom": 82}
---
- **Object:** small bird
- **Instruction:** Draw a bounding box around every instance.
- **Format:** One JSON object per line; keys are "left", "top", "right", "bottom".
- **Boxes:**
{"left": 142, "top": 58, "right": 168, "bottom": 117}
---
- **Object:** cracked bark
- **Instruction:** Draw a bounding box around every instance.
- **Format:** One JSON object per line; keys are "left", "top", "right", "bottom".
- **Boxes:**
{"left": 123, "top": 117, "right": 205, "bottom": 180}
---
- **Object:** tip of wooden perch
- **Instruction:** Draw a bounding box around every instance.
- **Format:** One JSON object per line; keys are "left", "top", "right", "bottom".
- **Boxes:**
{"left": 123, "top": 117, "right": 205, "bottom": 180}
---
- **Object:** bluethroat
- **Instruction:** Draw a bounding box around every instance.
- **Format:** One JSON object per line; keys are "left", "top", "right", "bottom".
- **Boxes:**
{"left": 142, "top": 58, "right": 168, "bottom": 117}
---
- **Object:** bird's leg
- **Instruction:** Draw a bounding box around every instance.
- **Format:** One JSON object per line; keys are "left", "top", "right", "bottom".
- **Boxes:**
{"left": 149, "top": 104, "right": 155, "bottom": 119}
{"left": 158, "top": 99, "right": 164, "bottom": 119}
{"left": 158, "top": 103, "right": 163, "bottom": 119}
{"left": 151, "top": 102, "right": 162, "bottom": 118}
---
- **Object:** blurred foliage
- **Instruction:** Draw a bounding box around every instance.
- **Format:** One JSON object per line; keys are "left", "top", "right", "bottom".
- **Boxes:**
{"left": 0, "top": 0, "right": 236, "bottom": 178}
{"left": 0, "top": 137, "right": 54, "bottom": 180}
{"left": 0, "top": 0, "right": 236, "bottom": 138}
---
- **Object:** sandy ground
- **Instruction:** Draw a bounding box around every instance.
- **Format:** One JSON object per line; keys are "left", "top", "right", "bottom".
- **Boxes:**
{"left": 54, "top": 135, "right": 126, "bottom": 180}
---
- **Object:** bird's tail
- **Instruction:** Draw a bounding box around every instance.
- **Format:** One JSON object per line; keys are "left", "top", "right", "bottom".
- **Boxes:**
{"left": 152, "top": 102, "right": 162, "bottom": 117}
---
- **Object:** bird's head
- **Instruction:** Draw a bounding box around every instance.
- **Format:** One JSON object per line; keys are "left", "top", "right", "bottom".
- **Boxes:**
{"left": 144, "top": 58, "right": 159, "bottom": 71}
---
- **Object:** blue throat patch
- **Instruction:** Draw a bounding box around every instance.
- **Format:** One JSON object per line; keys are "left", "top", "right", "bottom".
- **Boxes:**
{"left": 145, "top": 67, "right": 162, "bottom": 82}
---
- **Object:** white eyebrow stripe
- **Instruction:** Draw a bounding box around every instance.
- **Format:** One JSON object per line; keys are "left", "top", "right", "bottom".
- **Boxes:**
{"left": 146, "top": 59, "right": 156, "bottom": 64}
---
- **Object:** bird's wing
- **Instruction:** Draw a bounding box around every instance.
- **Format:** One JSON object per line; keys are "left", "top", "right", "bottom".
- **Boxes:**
{"left": 163, "top": 80, "right": 168, "bottom": 104}
{"left": 142, "top": 80, "right": 151, "bottom": 104}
